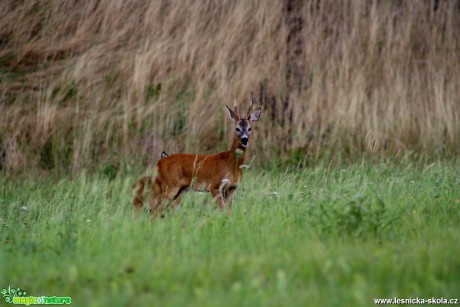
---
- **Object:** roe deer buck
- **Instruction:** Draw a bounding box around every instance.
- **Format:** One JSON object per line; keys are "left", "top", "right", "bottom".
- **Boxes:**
{"left": 132, "top": 101, "right": 261, "bottom": 217}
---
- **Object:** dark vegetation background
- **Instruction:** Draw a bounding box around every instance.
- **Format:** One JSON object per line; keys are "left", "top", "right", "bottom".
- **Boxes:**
{"left": 0, "top": 0, "right": 459, "bottom": 175}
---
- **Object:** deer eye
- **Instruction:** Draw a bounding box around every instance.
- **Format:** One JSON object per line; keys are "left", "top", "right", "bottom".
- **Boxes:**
{"left": 248, "top": 127, "right": 251, "bottom": 132}
{"left": 236, "top": 127, "right": 241, "bottom": 132}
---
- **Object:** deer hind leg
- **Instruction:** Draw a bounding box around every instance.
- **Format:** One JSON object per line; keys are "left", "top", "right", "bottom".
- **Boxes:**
{"left": 132, "top": 176, "right": 152, "bottom": 211}
{"left": 150, "top": 179, "right": 186, "bottom": 217}
{"left": 167, "top": 186, "right": 188, "bottom": 211}
{"left": 149, "top": 176, "right": 166, "bottom": 217}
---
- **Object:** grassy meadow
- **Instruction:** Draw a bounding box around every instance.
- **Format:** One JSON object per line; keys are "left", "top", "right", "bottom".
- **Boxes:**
{"left": 1, "top": 162, "right": 459, "bottom": 306}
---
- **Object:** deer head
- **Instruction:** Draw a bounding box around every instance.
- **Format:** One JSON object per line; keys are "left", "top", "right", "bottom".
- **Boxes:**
{"left": 226, "top": 99, "right": 261, "bottom": 148}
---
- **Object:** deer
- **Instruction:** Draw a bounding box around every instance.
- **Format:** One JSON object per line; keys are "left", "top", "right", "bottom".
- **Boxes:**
{"left": 132, "top": 100, "right": 261, "bottom": 217}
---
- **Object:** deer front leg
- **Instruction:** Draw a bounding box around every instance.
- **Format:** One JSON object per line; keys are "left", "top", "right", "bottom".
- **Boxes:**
{"left": 210, "top": 183, "right": 225, "bottom": 210}
{"left": 222, "top": 185, "right": 238, "bottom": 209}
{"left": 211, "top": 181, "right": 236, "bottom": 210}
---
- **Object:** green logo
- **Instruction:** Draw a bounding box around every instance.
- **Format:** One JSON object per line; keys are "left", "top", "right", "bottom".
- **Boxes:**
{"left": 1, "top": 286, "right": 71, "bottom": 305}
{"left": 1, "top": 286, "right": 27, "bottom": 303}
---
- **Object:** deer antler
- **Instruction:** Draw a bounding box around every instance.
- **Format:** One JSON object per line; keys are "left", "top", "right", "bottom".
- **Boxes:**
{"left": 246, "top": 97, "right": 254, "bottom": 118}
{"left": 233, "top": 99, "right": 239, "bottom": 117}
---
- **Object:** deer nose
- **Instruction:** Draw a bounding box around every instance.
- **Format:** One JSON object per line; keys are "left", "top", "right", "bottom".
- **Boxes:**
{"left": 241, "top": 137, "right": 248, "bottom": 145}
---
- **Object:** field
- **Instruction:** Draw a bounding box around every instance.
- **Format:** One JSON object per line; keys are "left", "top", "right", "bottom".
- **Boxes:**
{"left": 1, "top": 162, "right": 459, "bottom": 306}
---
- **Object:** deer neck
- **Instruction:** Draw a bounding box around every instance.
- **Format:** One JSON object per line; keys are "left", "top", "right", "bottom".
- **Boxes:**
{"left": 229, "top": 136, "right": 246, "bottom": 167}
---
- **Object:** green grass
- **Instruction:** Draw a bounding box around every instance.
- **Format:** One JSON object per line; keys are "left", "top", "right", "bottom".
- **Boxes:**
{"left": 1, "top": 163, "right": 459, "bottom": 306}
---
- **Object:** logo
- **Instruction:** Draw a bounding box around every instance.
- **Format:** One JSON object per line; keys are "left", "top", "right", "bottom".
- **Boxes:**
{"left": 1, "top": 286, "right": 71, "bottom": 305}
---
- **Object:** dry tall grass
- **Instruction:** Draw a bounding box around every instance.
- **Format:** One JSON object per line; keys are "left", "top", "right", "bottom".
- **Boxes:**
{"left": 0, "top": 0, "right": 459, "bottom": 174}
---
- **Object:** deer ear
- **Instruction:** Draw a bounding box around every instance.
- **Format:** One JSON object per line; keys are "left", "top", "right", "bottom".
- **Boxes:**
{"left": 249, "top": 107, "right": 261, "bottom": 122}
{"left": 226, "top": 105, "right": 239, "bottom": 121}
